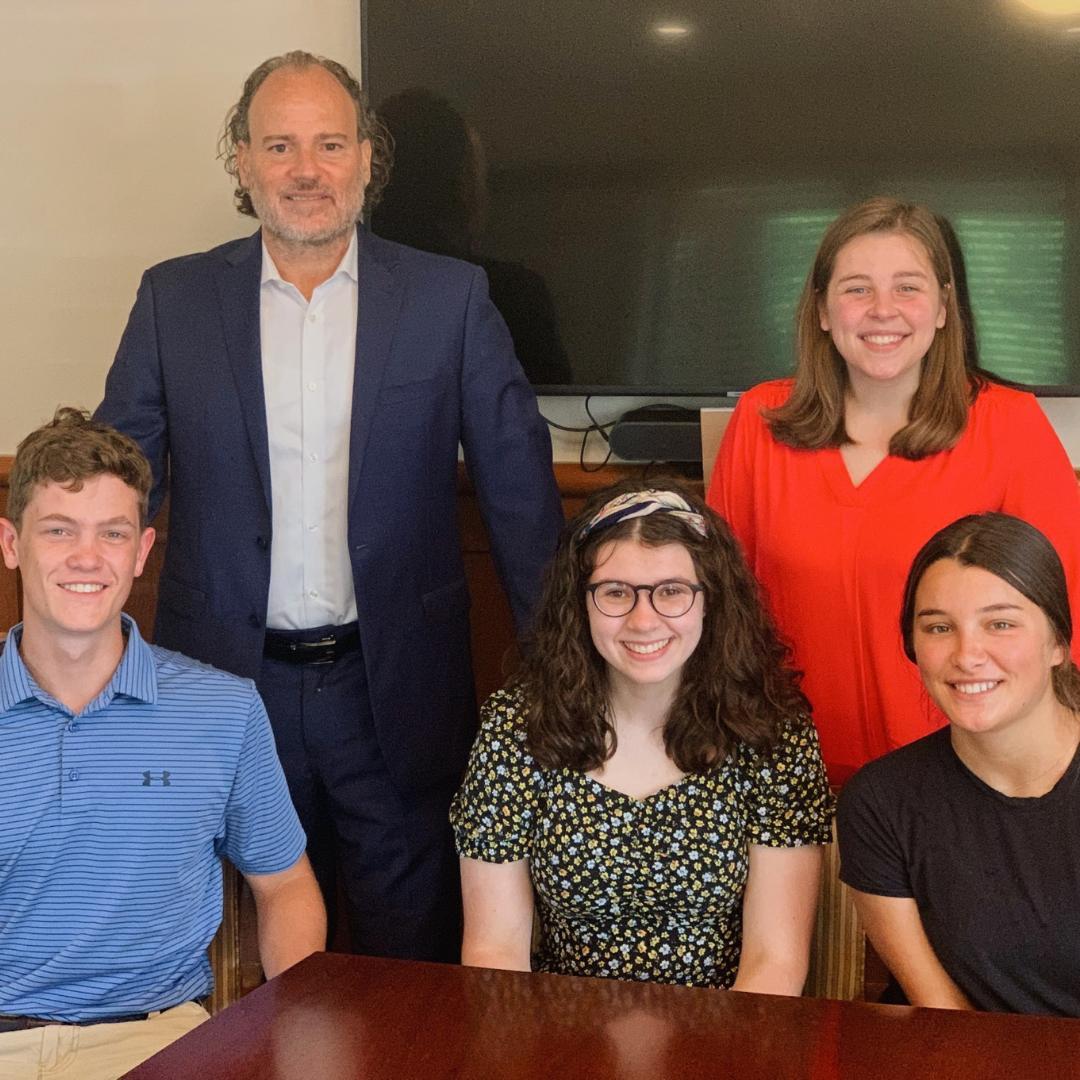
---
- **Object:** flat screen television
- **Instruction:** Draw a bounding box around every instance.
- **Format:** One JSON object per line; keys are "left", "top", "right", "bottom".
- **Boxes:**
{"left": 363, "top": 0, "right": 1080, "bottom": 395}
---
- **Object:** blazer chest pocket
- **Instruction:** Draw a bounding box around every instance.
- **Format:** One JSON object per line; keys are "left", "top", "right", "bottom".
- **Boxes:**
{"left": 421, "top": 578, "right": 471, "bottom": 621}
{"left": 378, "top": 373, "right": 442, "bottom": 404}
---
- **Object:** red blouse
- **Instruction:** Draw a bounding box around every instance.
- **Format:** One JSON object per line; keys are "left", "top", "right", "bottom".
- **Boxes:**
{"left": 709, "top": 379, "right": 1080, "bottom": 785}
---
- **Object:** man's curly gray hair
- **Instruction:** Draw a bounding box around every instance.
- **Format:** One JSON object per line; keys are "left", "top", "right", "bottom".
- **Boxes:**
{"left": 218, "top": 50, "right": 392, "bottom": 217}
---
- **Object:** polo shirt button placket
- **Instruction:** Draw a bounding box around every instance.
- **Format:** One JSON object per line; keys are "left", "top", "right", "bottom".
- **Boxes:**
{"left": 62, "top": 719, "right": 81, "bottom": 796}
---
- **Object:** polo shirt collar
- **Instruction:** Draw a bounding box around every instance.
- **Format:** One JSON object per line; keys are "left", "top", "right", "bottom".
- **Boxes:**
{"left": 0, "top": 614, "right": 158, "bottom": 714}
{"left": 0, "top": 627, "right": 35, "bottom": 712}
{"left": 107, "top": 614, "right": 158, "bottom": 706}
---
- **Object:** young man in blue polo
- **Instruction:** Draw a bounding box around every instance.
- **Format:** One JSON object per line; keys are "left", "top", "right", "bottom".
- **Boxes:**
{"left": 0, "top": 408, "right": 325, "bottom": 1079}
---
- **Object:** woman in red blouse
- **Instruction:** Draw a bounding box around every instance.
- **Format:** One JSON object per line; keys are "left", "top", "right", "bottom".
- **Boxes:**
{"left": 708, "top": 196, "right": 1080, "bottom": 785}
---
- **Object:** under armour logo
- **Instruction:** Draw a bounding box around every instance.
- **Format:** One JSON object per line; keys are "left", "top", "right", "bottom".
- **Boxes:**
{"left": 142, "top": 771, "right": 171, "bottom": 787}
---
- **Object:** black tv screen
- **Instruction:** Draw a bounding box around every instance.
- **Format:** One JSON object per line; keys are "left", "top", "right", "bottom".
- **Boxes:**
{"left": 363, "top": 0, "right": 1080, "bottom": 395}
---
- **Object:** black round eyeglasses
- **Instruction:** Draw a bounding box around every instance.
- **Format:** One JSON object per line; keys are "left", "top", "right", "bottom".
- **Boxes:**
{"left": 585, "top": 580, "right": 704, "bottom": 618}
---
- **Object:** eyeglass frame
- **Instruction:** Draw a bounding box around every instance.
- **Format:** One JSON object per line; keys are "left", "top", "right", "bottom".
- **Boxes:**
{"left": 584, "top": 579, "right": 705, "bottom": 618}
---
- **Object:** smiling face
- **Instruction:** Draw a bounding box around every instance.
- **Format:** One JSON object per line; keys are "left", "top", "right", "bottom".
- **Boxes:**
{"left": 586, "top": 538, "right": 705, "bottom": 700}
{"left": 0, "top": 475, "right": 155, "bottom": 649}
{"left": 912, "top": 558, "right": 1066, "bottom": 742}
{"left": 236, "top": 64, "right": 372, "bottom": 250}
{"left": 819, "top": 230, "right": 947, "bottom": 399}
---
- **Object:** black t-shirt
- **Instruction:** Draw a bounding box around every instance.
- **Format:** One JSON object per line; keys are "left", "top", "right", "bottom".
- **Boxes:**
{"left": 838, "top": 728, "right": 1080, "bottom": 1016}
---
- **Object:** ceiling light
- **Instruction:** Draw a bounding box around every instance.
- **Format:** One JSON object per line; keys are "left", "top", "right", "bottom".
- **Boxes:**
{"left": 1013, "top": 0, "right": 1080, "bottom": 14}
{"left": 652, "top": 21, "right": 691, "bottom": 40}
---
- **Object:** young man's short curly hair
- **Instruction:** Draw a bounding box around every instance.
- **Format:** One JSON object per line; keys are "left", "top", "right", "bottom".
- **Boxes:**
{"left": 518, "top": 477, "right": 810, "bottom": 773}
{"left": 218, "top": 50, "right": 393, "bottom": 217}
{"left": 5, "top": 407, "right": 152, "bottom": 529}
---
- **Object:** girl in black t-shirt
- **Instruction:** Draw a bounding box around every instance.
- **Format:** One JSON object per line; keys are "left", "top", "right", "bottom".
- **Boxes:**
{"left": 839, "top": 512, "right": 1080, "bottom": 1015}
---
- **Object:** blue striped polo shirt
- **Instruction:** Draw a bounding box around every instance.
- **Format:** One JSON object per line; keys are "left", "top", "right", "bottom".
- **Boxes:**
{"left": 0, "top": 615, "right": 306, "bottom": 1021}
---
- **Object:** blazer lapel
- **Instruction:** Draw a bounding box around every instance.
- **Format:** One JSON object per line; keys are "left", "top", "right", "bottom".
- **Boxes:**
{"left": 215, "top": 232, "right": 272, "bottom": 514}
{"left": 349, "top": 228, "right": 405, "bottom": 510}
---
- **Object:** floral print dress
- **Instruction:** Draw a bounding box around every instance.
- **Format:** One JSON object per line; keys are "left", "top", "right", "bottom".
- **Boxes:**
{"left": 451, "top": 686, "right": 834, "bottom": 988}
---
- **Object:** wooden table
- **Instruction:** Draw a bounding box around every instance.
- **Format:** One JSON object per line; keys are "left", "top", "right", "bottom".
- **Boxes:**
{"left": 125, "top": 953, "right": 1080, "bottom": 1079}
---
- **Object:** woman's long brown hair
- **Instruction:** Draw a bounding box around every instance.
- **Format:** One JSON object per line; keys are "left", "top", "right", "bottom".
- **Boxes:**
{"left": 766, "top": 196, "right": 985, "bottom": 459}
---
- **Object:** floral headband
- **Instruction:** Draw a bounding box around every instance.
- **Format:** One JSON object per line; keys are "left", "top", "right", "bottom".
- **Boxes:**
{"left": 577, "top": 489, "right": 708, "bottom": 541}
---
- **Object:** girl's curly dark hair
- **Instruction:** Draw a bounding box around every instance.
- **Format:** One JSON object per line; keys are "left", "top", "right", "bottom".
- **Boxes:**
{"left": 518, "top": 478, "right": 810, "bottom": 773}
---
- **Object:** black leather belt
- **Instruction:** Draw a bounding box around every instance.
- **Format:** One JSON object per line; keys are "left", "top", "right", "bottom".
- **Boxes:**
{"left": 1, "top": 1010, "right": 150, "bottom": 1030}
{"left": 0, "top": 996, "right": 209, "bottom": 1031}
{"left": 263, "top": 625, "right": 360, "bottom": 665}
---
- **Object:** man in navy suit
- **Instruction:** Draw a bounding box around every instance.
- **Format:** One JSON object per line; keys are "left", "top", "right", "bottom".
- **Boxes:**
{"left": 96, "top": 51, "right": 562, "bottom": 962}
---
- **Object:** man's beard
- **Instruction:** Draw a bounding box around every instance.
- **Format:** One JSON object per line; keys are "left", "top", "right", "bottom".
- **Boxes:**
{"left": 248, "top": 177, "right": 365, "bottom": 248}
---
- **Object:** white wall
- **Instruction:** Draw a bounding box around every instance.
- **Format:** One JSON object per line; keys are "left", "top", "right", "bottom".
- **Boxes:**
{"left": 0, "top": 0, "right": 360, "bottom": 451}
{"left": 1036, "top": 398, "right": 1080, "bottom": 464}
{"left": 3, "top": 4, "right": 1079, "bottom": 464}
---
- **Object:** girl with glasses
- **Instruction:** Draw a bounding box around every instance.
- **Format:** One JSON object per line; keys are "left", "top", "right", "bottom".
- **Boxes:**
{"left": 451, "top": 479, "right": 832, "bottom": 991}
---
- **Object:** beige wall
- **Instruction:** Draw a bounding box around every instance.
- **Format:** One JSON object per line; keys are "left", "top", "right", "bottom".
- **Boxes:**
{"left": 0, "top": 0, "right": 360, "bottom": 451}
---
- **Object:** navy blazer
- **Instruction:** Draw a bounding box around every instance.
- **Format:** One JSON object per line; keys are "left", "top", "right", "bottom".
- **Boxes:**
{"left": 97, "top": 227, "right": 563, "bottom": 793}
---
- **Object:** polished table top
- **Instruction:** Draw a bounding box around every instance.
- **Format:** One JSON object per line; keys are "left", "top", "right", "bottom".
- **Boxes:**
{"left": 126, "top": 953, "right": 1080, "bottom": 1079}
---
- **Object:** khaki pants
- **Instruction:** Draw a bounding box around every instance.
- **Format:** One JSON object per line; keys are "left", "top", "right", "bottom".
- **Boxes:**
{"left": 0, "top": 1000, "right": 209, "bottom": 1080}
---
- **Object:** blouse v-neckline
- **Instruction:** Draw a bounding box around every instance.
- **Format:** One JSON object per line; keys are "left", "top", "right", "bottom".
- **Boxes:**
{"left": 821, "top": 445, "right": 905, "bottom": 505}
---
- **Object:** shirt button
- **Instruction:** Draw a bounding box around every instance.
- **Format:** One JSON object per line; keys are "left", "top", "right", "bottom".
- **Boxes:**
{"left": 309, "top": 452, "right": 319, "bottom": 462}
{"left": 68, "top": 769, "right": 79, "bottom": 782}
{"left": 306, "top": 381, "right": 317, "bottom": 392}
{"left": 307, "top": 524, "right": 318, "bottom": 532}
{"left": 307, "top": 313, "right": 318, "bottom": 323}
{"left": 68, "top": 722, "right": 79, "bottom": 733}
{"left": 308, "top": 589, "right": 319, "bottom": 599}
